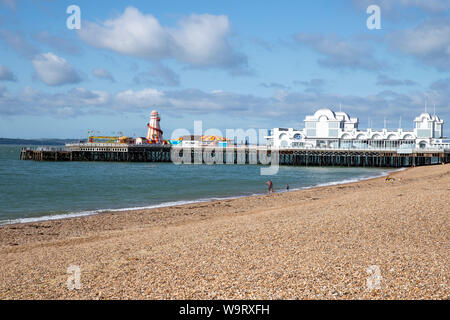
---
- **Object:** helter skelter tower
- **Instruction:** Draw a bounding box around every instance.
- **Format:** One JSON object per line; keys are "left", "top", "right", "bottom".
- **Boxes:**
{"left": 146, "top": 110, "right": 163, "bottom": 144}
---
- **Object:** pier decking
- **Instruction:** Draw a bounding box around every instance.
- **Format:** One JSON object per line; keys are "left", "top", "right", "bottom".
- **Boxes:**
{"left": 19, "top": 144, "right": 450, "bottom": 167}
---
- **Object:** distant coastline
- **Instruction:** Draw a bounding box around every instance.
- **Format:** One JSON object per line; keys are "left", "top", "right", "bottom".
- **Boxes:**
{"left": 0, "top": 138, "right": 84, "bottom": 146}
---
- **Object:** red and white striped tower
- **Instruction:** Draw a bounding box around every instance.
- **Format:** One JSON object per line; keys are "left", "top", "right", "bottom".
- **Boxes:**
{"left": 146, "top": 110, "right": 163, "bottom": 144}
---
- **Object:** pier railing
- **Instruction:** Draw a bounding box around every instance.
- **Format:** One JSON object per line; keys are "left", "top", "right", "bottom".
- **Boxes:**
{"left": 65, "top": 143, "right": 129, "bottom": 147}
{"left": 20, "top": 146, "right": 66, "bottom": 151}
{"left": 23, "top": 144, "right": 448, "bottom": 153}
{"left": 270, "top": 146, "right": 447, "bottom": 153}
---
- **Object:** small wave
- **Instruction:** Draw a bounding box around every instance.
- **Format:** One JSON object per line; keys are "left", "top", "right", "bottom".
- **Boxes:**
{"left": 0, "top": 196, "right": 250, "bottom": 226}
{"left": 308, "top": 168, "right": 401, "bottom": 189}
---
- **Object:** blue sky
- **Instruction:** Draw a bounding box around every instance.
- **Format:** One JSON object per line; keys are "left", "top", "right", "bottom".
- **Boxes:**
{"left": 0, "top": 0, "right": 449, "bottom": 139}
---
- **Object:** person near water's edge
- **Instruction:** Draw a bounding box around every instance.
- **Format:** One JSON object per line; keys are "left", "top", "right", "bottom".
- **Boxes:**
{"left": 286, "top": 184, "right": 289, "bottom": 191}
{"left": 266, "top": 180, "right": 273, "bottom": 195}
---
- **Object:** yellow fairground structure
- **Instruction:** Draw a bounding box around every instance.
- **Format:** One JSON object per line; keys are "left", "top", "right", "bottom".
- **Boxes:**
{"left": 88, "top": 136, "right": 133, "bottom": 144}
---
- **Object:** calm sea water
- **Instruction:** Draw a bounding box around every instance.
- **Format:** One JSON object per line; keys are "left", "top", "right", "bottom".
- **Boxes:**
{"left": 0, "top": 145, "right": 393, "bottom": 224}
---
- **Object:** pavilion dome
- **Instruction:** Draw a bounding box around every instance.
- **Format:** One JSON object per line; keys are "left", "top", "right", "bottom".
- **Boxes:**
{"left": 313, "top": 108, "right": 336, "bottom": 120}
{"left": 335, "top": 111, "right": 351, "bottom": 121}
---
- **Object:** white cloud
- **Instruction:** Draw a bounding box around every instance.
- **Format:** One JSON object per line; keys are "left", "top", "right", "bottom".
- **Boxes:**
{"left": 0, "top": 29, "right": 39, "bottom": 58}
{"left": 115, "top": 88, "right": 165, "bottom": 109}
{"left": 259, "top": 82, "right": 289, "bottom": 89}
{"left": 35, "top": 31, "right": 81, "bottom": 55}
{"left": 67, "top": 88, "right": 110, "bottom": 105}
{"left": 388, "top": 19, "right": 450, "bottom": 70}
{"left": 398, "top": 0, "right": 450, "bottom": 12}
{"left": 294, "top": 79, "right": 326, "bottom": 93}
{"left": 171, "top": 14, "right": 241, "bottom": 67}
{"left": 0, "top": 0, "right": 16, "bottom": 10}
{"left": 79, "top": 7, "right": 169, "bottom": 59}
{"left": 0, "top": 84, "right": 10, "bottom": 98}
{"left": 1, "top": 84, "right": 449, "bottom": 135}
{"left": 93, "top": 68, "right": 115, "bottom": 82}
{"left": 294, "top": 33, "right": 383, "bottom": 71}
{"left": 353, "top": 0, "right": 450, "bottom": 13}
{"left": 0, "top": 64, "right": 16, "bottom": 81}
{"left": 78, "top": 7, "right": 247, "bottom": 72}
{"left": 133, "top": 63, "right": 180, "bottom": 87}
{"left": 32, "top": 52, "right": 82, "bottom": 86}
{"left": 376, "top": 75, "right": 417, "bottom": 86}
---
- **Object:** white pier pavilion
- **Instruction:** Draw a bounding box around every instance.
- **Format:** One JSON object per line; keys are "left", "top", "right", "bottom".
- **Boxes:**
{"left": 265, "top": 108, "right": 449, "bottom": 151}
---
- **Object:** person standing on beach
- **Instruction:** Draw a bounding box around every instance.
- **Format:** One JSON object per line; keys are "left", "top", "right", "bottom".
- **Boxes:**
{"left": 286, "top": 184, "right": 290, "bottom": 191}
{"left": 267, "top": 180, "right": 273, "bottom": 195}
{"left": 266, "top": 180, "right": 273, "bottom": 195}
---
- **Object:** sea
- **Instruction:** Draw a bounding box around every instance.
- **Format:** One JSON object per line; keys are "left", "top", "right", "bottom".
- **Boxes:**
{"left": 0, "top": 145, "right": 396, "bottom": 225}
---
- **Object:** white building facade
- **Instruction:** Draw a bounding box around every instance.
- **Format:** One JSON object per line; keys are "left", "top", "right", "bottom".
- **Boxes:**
{"left": 265, "top": 108, "right": 449, "bottom": 150}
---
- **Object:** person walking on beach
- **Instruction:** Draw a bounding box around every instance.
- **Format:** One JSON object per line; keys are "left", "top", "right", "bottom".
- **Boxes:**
{"left": 266, "top": 180, "right": 273, "bottom": 195}
{"left": 286, "top": 184, "right": 290, "bottom": 191}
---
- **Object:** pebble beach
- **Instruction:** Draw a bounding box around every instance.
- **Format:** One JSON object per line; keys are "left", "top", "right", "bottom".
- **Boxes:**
{"left": 0, "top": 164, "right": 448, "bottom": 299}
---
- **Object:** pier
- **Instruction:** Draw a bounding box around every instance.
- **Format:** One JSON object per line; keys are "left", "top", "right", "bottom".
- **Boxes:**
{"left": 19, "top": 144, "right": 450, "bottom": 167}
{"left": 18, "top": 107, "right": 450, "bottom": 168}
